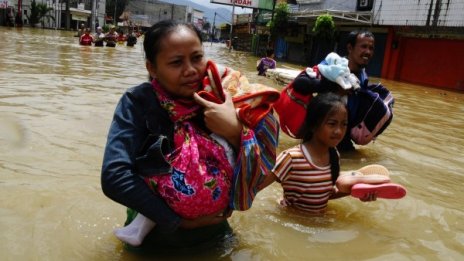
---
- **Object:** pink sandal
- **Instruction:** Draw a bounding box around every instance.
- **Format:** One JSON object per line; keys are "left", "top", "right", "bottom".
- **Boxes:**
{"left": 351, "top": 183, "right": 407, "bottom": 199}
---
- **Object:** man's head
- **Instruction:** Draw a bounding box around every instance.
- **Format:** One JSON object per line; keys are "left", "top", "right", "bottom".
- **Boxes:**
{"left": 346, "top": 30, "right": 375, "bottom": 74}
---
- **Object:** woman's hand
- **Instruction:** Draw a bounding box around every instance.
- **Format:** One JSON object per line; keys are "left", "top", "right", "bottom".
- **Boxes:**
{"left": 193, "top": 91, "right": 243, "bottom": 149}
{"left": 179, "top": 209, "right": 232, "bottom": 229}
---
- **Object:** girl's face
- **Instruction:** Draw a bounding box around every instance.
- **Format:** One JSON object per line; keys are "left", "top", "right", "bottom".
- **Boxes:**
{"left": 146, "top": 27, "right": 206, "bottom": 98}
{"left": 314, "top": 104, "right": 348, "bottom": 148}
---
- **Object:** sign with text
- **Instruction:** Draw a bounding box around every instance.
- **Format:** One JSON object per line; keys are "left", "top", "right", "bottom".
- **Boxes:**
{"left": 210, "top": 0, "right": 274, "bottom": 11}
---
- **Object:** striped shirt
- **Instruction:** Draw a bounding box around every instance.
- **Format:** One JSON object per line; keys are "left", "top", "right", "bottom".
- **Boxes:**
{"left": 273, "top": 144, "right": 334, "bottom": 212}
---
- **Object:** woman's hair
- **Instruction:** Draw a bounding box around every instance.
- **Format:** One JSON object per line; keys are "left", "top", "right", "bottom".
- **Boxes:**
{"left": 143, "top": 20, "right": 203, "bottom": 65}
{"left": 298, "top": 92, "right": 347, "bottom": 142}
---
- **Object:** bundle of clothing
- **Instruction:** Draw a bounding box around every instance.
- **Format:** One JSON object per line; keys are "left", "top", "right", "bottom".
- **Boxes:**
{"left": 198, "top": 60, "right": 280, "bottom": 129}
{"left": 273, "top": 52, "right": 393, "bottom": 145}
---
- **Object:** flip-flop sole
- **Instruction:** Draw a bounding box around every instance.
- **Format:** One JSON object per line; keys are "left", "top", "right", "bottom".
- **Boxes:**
{"left": 356, "top": 164, "right": 390, "bottom": 176}
{"left": 351, "top": 183, "right": 407, "bottom": 199}
{"left": 336, "top": 174, "right": 391, "bottom": 193}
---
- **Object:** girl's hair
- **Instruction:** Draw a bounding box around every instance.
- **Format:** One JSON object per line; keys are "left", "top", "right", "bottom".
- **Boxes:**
{"left": 298, "top": 92, "right": 347, "bottom": 143}
{"left": 143, "top": 20, "right": 203, "bottom": 65}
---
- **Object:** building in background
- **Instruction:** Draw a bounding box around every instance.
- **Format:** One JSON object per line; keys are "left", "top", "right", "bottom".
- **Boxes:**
{"left": 240, "top": 0, "right": 464, "bottom": 91}
{"left": 122, "top": 0, "right": 205, "bottom": 30}
{"left": 191, "top": 8, "right": 204, "bottom": 31}
{"left": 372, "top": 0, "right": 464, "bottom": 91}
{"left": 11, "top": 0, "right": 105, "bottom": 30}
{"left": 0, "top": 0, "right": 15, "bottom": 26}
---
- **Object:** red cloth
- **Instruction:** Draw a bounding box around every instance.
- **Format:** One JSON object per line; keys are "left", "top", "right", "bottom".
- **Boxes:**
{"left": 198, "top": 61, "right": 280, "bottom": 129}
{"left": 144, "top": 80, "right": 233, "bottom": 219}
{"left": 273, "top": 80, "right": 312, "bottom": 138}
{"left": 273, "top": 66, "right": 322, "bottom": 138}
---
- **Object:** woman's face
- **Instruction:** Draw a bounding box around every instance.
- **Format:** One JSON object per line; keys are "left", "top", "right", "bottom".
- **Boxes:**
{"left": 146, "top": 27, "right": 206, "bottom": 98}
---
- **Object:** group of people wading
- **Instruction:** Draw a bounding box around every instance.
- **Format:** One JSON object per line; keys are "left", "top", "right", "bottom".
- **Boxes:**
{"left": 78, "top": 24, "right": 138, "bottom": 47}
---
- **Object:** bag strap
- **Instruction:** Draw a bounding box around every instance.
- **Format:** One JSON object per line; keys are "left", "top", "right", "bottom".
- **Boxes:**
{"left": 329, "top": 147, "right": 339, "bottom": 185}
{"left": 285, "top": 87, "right": 308, "bottom": 109}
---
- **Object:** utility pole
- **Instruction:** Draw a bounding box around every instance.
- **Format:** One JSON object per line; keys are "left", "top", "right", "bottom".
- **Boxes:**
{"left": 91, "top": 0, "right": 96, "bottom": 32}
{"left": 171, "top": 4, "right": 174, "bottom": 20}
{"left": 229, "top": 1, "right": 235, "bottom": 52}
{"left": 268, "top": 0, "right": 277, "bottom": 47}
{"left": 17, "top": 0, "right": 22, "bottom": 26}
{"left": 113, "top": 0, "right": 117, "bottom": 25}
{"left": 211, "top": 12, "right": 216, "bottom": 46}
{"left": 55, "top": 0, "right": 59, "bottom": 29}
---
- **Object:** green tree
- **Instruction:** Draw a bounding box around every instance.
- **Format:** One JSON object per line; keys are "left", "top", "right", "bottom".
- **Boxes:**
{"left": 27, "top": 0, "right": 55, "bottom": 28}
{"left": 269, "top": 2, "right": 289, "bottom": 39}
{"left": 313, "top": 14, "right": 335, "bottom": 40}
{"left": 201, "top": 21, "right": 212, "bottom": 41}
{"left": 312, "top": 14, "right": 336, "bottom": 64}
{"left": 202, "top": 21, "right": 211, "bottom": 33}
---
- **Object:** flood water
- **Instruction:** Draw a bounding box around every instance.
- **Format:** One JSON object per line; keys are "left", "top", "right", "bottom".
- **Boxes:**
{"left": 1, "top": 27, "right": 463, "bottom": 261}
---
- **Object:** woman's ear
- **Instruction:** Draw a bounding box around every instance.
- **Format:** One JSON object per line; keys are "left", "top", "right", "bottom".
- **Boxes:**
{"left": 146, "top": 61, "right": 156, "bottom": 80}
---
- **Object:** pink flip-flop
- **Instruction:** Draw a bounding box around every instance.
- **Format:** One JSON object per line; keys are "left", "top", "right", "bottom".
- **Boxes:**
{"left": 351, "top": 183, "right": 407, "bottom": 199}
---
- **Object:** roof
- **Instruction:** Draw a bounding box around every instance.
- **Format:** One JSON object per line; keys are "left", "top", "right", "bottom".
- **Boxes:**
{"left": 292, "top": 9, "right": 372, "bottom": 25}
{"left": 69, "top": 8, "right": 91, "bottom": 16}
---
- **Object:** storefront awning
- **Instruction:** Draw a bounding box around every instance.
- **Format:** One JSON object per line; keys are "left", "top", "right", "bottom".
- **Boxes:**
{"left": 69, "top": 7, "right": 91, "bottom": 22}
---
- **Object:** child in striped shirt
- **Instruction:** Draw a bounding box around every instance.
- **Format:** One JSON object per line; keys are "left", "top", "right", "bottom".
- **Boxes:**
{"left": 259, "top": 92, "right": 378, "bottom": 213}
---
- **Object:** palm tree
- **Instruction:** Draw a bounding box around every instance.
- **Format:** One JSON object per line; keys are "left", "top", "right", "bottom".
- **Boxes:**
{"left": 27, "top": 0, "right": 55, "bottom": 28}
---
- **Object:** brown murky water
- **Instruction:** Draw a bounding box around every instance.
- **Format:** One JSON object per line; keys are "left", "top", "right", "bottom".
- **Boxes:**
{"left": 1, "top": 27, "right": 463, "bottom": 261}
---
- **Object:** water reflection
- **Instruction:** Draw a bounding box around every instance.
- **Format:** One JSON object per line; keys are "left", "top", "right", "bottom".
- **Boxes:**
{"left": 0, "top": 27, "right": 463, "bottom": 261}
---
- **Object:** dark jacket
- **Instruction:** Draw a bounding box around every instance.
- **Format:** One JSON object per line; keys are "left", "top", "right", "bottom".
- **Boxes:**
{"left": 101, "top": 82, "right": 181, "bottom": 233}
{"left": 101, "top": 83, "right": 232, "bottom": 250}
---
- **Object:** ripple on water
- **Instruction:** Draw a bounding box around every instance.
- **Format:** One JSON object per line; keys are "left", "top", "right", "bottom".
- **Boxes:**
{"left": 0, "top": 115, "right": 26, "bottom": 148}
{"left": 308, "top": 229, "right": 359, "bottom": 243}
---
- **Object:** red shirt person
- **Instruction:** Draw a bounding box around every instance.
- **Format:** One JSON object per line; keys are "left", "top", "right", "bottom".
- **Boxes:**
{"left": 79, "top": 28, "right": 94, "bottom": 46}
